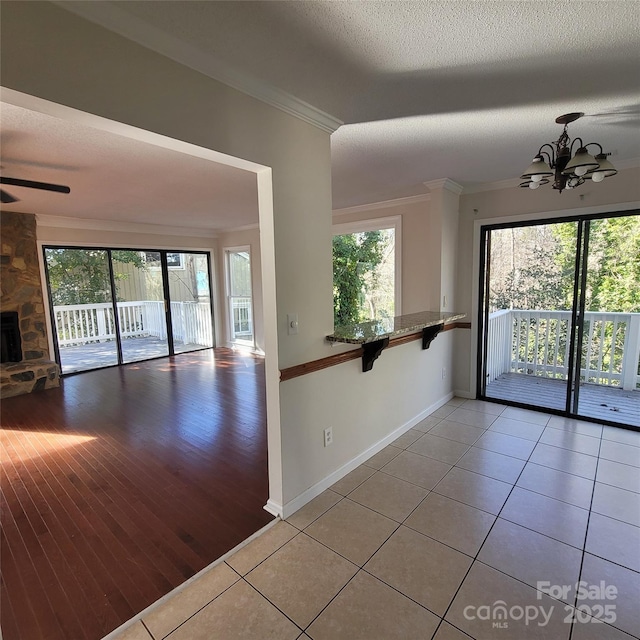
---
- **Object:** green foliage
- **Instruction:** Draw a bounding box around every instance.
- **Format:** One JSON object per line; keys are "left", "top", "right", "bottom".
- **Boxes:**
{"left": 333, "top": 231, "right": 386, "bottom": 326}
{"left": 46, "top": 249, "right": 146, "bottom": 305}
{"left": 490, "top": 215, "right": 640, "bottom": 313}
{"left": 586, "top": 216, "right": 640, "bottom": 313}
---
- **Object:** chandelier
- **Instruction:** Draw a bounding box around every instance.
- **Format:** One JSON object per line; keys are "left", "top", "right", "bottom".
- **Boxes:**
{"left": 520, "top": 112, "right": 617, "bottom": 193}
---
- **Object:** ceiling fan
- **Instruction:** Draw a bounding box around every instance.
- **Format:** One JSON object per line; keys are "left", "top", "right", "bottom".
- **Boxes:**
{"left": 0, "top": 176, "right": 71, "bottom": 204}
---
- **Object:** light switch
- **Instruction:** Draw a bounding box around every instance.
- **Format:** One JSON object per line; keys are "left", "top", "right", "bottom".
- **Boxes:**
{"left": 287, "top": 313, "right": 299, "bottom": 335}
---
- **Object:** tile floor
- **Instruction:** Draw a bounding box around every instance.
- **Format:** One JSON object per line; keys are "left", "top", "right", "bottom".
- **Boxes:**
{"left": 112, "top": 399, "right": 640, "bottom": 640}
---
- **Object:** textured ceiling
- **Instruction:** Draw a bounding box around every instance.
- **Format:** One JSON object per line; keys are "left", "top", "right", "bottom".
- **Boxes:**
{"left": 4, "top": 0, "right": 640, "bottom": 219}
{"left": 0, "top": 103, "right": 259, "bottom": 231}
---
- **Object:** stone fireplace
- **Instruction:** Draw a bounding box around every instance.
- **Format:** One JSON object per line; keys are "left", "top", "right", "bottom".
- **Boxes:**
{"left": 1, "top": 211, "right": 59, "bottom": 398}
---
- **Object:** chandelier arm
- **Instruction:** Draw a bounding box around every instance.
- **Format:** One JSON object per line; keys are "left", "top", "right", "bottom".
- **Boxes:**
{"left": 538, "top": 144, "right": 555, "bottom": 166}
{"left": 583, "top": 142, "right": 604, "bottom": 155}
{"left": 569, "top": 136, "right": 585, "bottom": 155}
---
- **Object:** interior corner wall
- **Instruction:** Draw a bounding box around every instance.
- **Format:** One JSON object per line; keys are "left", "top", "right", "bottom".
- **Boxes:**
{"left": 215, "top": 228, "right": 265, "bottom": 352}
{"left": 453, "top": 166, "right": 640, "bottom": 397}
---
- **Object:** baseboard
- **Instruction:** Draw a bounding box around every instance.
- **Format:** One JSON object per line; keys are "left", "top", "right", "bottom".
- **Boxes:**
{"left": 280, "top": 391, "right": 455, "bottom": 519}
{"left": 263, "top": 498, "right": 283, "bottom": 518}
{"left": 454, "top": 389, "right": 475, "bottom": 399}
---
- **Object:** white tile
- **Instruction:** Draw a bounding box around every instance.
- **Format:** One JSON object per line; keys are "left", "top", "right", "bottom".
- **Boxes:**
{"left": 456, "top": 446, "right": 525, "bottom": 484}
{"left": 529, "top": 442, "right": 598, "bottom": 479}
{"left": 446, "top": 562, "right": 572, "bottom": 640}
{"left": 517, "top": 462, "right": 594, "bottom": 509}
{"left": 408, "top": 433, "right": 470, "bottom": 465}
{"left": 586, "top": 512, "right": 640, "bottom": 572}
{"left": 433, "top": 467, "right": 512, "bottom": 515}
{"left": 596, "top": 459, "right": 640, "bottom": 493}
{"left": 501, "top": 406, "right": 551, "bottom": 425}
{"left": 547, "top": 416, "right": 603, "bottom": 438}
{"left": 478, "top": 518, "right": 582, "bottom": 603}
{"left": 474, "top": 430, "right": 537, "bottom": 460}
{"left": 602, "top": 425, "right": 640, "bottom": 447}
{"left": 539, "top": 428, "right": 601, "bottom": 456}
{"left": 580, "top": 554, "right": 640, "bottom": 638}
{"left": 500, "top": 487, "right": 589, "bottom": 548}
{"left": 460, "top": 399, "right": 505, "bottom": 415}
{"left": 591, "top": 482, "right": 640, "bottom": 527}
{"left": 446, "top": 408, "right": 498, "bottom": 429}
{"left": 599, "top": 438, "right": 640, "bottom": 468}
{"left": 489, "top": 416, "right": 545, "bottom": 442}
{"left": 428, "top": 420, "right": 486, "bottom": 445}
{"left": 363, "top": 445, "right": 402, "bottom": 469}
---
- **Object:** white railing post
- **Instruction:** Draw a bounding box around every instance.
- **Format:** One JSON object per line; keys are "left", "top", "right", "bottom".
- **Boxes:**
{"left": 621, "top": 314, "right": 640, "bottom": 391}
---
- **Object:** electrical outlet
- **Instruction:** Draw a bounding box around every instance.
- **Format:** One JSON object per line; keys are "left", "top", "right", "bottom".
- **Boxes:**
{"left": 323, "top": 427, "right": 333, "bottom": 447}
{"left": 441, "top": 367, "right": 447, "bottom": 379}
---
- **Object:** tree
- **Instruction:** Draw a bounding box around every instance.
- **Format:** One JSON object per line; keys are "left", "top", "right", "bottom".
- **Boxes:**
{"left": 333, "top": 231, "right": 388, "bottom": 326}
{"left": 45, "top": 249, "right": 146, "bottom": 305}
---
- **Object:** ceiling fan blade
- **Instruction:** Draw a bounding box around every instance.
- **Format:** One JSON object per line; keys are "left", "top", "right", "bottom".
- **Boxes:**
{"left": 1, "top": 189, "right": 19, "bottom": 204}
{"left": 0, "top": 176, "right": 70, "bottom": 194}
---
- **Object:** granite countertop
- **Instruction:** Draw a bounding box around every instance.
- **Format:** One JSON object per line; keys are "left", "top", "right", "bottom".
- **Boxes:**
{"left": 327, "top": 311, "right": 467, "bottom": 345}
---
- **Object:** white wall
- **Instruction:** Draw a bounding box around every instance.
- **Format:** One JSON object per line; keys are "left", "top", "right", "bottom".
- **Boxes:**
{"left": 454, "top": 167, "right": 640, "bottom": 396}
{"left": 2, "top": 2, "right": 463, "bottom": 518}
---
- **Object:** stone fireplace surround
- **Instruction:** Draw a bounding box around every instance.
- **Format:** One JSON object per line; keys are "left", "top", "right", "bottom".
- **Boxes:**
{"left": 1, "top": 210, "right": 60, "bottom": 398}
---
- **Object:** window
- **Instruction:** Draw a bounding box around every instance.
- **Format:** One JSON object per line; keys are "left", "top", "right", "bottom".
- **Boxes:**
{"left": 225, "top": 247, "right": 254, "bottom": 346}
{"left": 144, "top": 252, "right": 184, "bottom": 269}
{"left": 332, "top": 216, "right": 401, "bottom": 326}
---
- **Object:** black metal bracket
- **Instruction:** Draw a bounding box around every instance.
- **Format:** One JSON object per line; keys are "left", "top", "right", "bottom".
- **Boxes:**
{"left": 422, "top": 323, "right": 444, "bottom": 350}
{"left": 362, "top": 337, "right": 389, "bottom": 372}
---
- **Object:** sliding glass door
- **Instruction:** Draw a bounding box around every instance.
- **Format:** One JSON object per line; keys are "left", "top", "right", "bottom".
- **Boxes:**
{"left": 113, "top": 250, "right": 169, "bottom": 364}
{"left": 167, "top": 252, "right": 214, "bottom": 354}
{"left": 45, "top": 248, "right": 119, "bottom": 374}
{"left": 44, "top": 247, "right": 214, "bottom": 374}
{"left": 574, "top": 217, "right": 640, "bottom": 426}
{"left": 479, "top": 211, "right": 640, "bottom": 427}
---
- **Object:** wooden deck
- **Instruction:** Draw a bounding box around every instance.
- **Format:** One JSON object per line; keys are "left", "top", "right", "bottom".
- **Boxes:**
{"left": 486, "top": 372, "right": 640, "bottom": 427}
{"left": 0, "top": 348, "right": 273, "bottom": 640}
{"left": 58, "top": 336, "right": 210, "bottom": 374}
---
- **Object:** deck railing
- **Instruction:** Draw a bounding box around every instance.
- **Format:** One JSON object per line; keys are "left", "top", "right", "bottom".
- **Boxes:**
{"left": 230, "top": 296, "right": 253, "bottom": 339}
{"left": 486, "top": 309, "right": 640, "bottom": 390}
{"left": 54, "top": 300, "right": 213, "bottom": 348}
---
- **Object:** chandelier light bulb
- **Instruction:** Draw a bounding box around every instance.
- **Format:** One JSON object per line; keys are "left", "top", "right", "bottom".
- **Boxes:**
{"left": 591, "top": 171, "right": 606, "bottom": 183}
{"left": 529, "top": 181, "right": 540, "bottom": 189}
{"left": 532, "top": 174, "right": 544, "bottom": 182}
{"left": 574, "top": 165, "right": 589, "bottom": 177}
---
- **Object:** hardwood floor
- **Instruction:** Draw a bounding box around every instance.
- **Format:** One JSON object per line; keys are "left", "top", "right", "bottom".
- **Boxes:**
{"left": 1, "top": 348, "right": 273, "bottom": 640}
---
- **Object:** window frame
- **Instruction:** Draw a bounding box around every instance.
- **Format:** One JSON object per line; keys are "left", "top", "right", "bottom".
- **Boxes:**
{"left": 331, "top": 215, "right": 402, "bottom": 320}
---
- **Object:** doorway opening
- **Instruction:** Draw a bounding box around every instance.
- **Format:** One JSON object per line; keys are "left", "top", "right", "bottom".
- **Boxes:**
{"left": 478, "top": 211, "right": 640, "bottom": 428}
{"left": 44, "top": 247, "right": 214, "bottom": 374}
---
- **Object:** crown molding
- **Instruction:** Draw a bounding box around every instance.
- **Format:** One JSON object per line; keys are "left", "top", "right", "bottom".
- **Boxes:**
{"left": 36, "top": 214, "right": 219, "bottom": 238}
{"left": 461, "top": 177, "right": 522, "bottom": 194}
{"left": 332, "top": 193, "right": 430, "bottom": 217}
{"left": 219, "top": 223, "right": 260, "bottom": 234}
{"left": 423, "top": 178, "right": 464, "bottom": 195}
{"left": 54, "top": 1, "right": 343, "bottom": 134}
